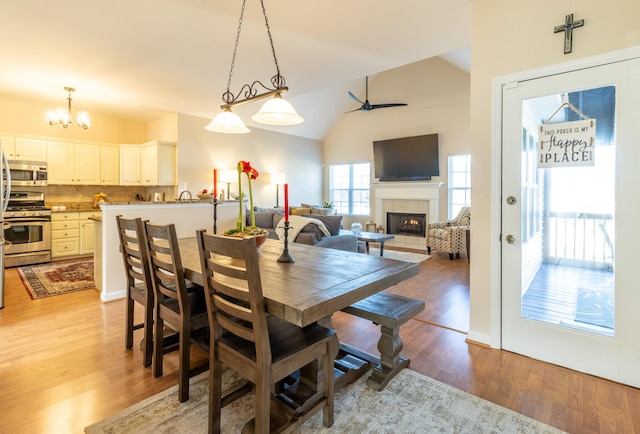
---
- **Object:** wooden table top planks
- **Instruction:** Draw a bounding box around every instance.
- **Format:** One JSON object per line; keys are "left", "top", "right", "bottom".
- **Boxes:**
{"left": 178, "top": 237, "right": 418, "bottom": 327}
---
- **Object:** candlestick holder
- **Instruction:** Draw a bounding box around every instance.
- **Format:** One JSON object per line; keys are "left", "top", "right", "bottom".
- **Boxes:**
{"left": 213, "top": 198, "right": 219, "bottom": 234}
{"left": 277, "top": 221, "right": 295, "bottom": 263}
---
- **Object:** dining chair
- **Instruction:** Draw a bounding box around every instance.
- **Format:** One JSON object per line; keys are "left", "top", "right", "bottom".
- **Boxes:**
{"left": 144, "top": 221, "right": 209, "bottom": 403}
{"left": 196, "top": 230, "right": 339, "bottom": 434}
{"left": 116, "top": 215, "right": 154, "bottom": 367}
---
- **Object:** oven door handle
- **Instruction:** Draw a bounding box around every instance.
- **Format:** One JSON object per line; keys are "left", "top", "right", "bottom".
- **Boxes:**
{"left": 4, "top": 218, "right": 51, "bottom": 223}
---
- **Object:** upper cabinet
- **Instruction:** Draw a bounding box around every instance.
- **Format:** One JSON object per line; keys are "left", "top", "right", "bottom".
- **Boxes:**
{"left": 47, "top": 141, "right": 100, "bottom": 185}
{"left": 1, "top": 137, "right": 47, "bottom": 161}
{"left": 100, "top": 145, "right": 120, "bottom": 185}
{"left": 120, "top": 141, "right": 176, "bottom": 186}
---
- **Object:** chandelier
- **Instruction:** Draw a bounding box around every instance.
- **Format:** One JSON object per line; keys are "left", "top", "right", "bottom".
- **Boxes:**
{"left": 205, "top": 0, "right": 303, "bottom": 134}
{"left": 46, "top": 87, "right": 91, "bottom": 129}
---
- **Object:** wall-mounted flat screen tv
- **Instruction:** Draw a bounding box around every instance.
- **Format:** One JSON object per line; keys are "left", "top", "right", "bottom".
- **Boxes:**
{"left": 373, "top": 133, "right": 439, "bottom": 181}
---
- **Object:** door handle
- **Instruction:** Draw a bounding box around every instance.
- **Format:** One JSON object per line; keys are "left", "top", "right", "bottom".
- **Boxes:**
{"left": 505, "top": 235, "right": 516, "bottom": 244}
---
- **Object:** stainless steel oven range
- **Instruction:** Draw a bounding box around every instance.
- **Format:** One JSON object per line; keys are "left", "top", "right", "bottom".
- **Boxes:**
{"left": 3, "top": 191, "right": 51, "bottom": 267}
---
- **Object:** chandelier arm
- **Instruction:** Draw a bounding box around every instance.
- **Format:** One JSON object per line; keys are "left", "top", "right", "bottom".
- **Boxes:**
{"left": 220, "top": 86, "right": 288, "bottom": 110}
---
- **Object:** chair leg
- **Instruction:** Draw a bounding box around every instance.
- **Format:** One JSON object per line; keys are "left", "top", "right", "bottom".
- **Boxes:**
{"left": 152, "top": 310, "right": 164, "bottom": 378}
{"left": 449, "top": 253, "right": 454, "bottom": 260}
{"left": 178, "top": 322, "right": 190, "bottom": 403}
{"left": 255, "top": 373, "right": 271, "bottom": 433}
{"left": 125, "top": 296, "right": 134, "bottom": 349}
{"left": 142, "top": 299, "right": 153, "bottom": 367}
{"left": 209, "top": 354, "right": 223, "bottom": 434}
{"left": 427, "top": 246, "right": 431, "bottom": 254}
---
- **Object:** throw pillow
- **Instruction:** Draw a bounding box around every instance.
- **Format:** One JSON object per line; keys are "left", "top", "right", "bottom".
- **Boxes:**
{"left": 303, "top": 214, "right": 342, "bottom": 236}
{"left": 273, "top": 213, "right": 284, "bottom": 227}
{"left": 310, "top": 206, "right": 334, "bottom": 216}
{"left": 290, "top": 207, "right": 311, "bottom": 216}
{"left": 254, "top": 212, "right": 275, "bottom": 228}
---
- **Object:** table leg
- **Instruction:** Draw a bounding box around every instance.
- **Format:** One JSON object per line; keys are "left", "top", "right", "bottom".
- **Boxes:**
{"left": 365, "top": 241, "right": 370, "bottom": 254}
{"left": 379, "top": 241, "right": 385, "bottom": 256}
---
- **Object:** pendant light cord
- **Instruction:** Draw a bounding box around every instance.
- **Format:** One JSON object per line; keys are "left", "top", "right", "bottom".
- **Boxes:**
{"left": 222, "top": 0, "right": 285, "bottom": 104}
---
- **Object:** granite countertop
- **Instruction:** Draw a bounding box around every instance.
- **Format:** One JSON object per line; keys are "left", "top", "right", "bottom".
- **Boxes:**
{"left": 101, "top": 199, "right": 209, "bottom": 205}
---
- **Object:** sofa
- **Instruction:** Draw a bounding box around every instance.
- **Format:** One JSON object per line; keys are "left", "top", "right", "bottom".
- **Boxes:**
{"left": 249, "top": 207, "right": 361, "bottom": 252}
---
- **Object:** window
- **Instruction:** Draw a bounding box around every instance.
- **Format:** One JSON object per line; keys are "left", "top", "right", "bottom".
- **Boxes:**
{"left": 329, "top": 163, "right": 370, "bottom": 215}
{"left": 448, "top": 154, "right": 471, "bottom": 218}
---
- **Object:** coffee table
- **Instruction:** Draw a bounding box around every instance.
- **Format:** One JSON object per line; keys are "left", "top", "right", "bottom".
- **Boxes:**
{"left": 357, "top": 231, "right": 395, "bottom": 256}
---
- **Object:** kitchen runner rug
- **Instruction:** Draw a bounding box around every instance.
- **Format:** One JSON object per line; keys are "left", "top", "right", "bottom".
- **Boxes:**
{"left": 18, "top": 258, "right": 95, "bottom": 299}
{"left": 85, "top": 368, "right": 565, "bottom": 434}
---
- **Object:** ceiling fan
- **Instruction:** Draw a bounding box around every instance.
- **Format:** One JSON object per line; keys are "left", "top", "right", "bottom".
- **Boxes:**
{"left": 346, "top": 76, "right": 407, "bottom": 113}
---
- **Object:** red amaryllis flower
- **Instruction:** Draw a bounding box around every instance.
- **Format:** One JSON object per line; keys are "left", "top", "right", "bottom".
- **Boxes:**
{"left": 241, "top": 160, "right": 259, "bottom": 180}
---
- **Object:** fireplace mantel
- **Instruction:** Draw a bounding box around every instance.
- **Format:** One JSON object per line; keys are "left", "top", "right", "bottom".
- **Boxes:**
{"left": 372, "top": 182, "right": 443, "bottom": 227}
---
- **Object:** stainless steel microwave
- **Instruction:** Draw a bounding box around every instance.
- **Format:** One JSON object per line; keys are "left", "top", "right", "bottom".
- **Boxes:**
{"left": 4, "top": 160, "right": 48, "bottom": 186}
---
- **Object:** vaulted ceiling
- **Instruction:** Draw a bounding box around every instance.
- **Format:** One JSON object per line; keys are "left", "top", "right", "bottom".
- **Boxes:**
{"left": 0, "top": 0, "right": 471, "bottom": 139}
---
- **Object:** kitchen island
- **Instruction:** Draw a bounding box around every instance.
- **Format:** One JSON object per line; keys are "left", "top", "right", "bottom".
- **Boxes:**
{"left": 96, "top": 201, "right": 240, "bottom": 302}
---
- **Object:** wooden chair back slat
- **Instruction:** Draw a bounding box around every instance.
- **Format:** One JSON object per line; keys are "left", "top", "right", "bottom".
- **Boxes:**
{"left": 196, "top": 231, "right": 270, "bottom": 361}
{"left": 116, "top": 215, "right": 154, "bottom": 367}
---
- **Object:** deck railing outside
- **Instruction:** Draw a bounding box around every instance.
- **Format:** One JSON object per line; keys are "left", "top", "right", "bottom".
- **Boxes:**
{"left": 545, "top": 212, "right": 614, "bottom": 269}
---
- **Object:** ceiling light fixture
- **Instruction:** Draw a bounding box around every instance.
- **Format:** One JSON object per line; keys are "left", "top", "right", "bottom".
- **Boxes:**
{"left": 204, "top": 0, "right": 303, "bottom": 134}
{"left": 46, "top": 87, "right": 91, "bottom": 129}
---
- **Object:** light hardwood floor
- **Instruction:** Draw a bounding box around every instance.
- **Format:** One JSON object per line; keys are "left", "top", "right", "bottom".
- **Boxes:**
{"left": 0, "top": 251, "right": 638, "bottom": 433}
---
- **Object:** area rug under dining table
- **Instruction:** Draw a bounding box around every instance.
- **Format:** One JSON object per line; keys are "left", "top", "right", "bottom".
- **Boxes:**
{"left": 85, "top": 367, "right": 564, "bottom": 433}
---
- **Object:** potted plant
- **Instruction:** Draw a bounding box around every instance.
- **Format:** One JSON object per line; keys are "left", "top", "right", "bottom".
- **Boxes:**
{"left": 322, "top": 201, "right": 335, "bottom": 214}
{"left": 224, "top": 161, "right": 268, "bottom": 244}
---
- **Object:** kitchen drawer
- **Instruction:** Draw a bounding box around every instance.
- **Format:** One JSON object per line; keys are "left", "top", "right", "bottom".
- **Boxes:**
{"left": 52, "top": 220, "right": 80, "bottom": 231}
{"left": 52, "top": 238, "right": 80, "bottom": 256}
{"left": 52, "top": 212, "right": 80, "bottom": 221}
{"left": 52, "top": 228, "right": 80, "bottom": 239}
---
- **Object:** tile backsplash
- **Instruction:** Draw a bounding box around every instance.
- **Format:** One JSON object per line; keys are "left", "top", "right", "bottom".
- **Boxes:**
{"left": 15, "top": 185, "right": 177, "bottom": 209}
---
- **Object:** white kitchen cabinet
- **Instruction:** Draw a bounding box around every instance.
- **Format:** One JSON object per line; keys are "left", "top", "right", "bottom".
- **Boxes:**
{"left": 51, "top": 212, "right": 81, "bottom": 257}
{"left": 100, "top": 145, "right": 120, "bottom": 185}
{"left": 75, "top": 143, "right": 101, "bottom": 184}
{"left": 47, "top": 141, "right": 100, "bottom": 184}
{"left": 1, "top": 137, "right": 47, "bottom": 161}
{"left": 120, "top": 140, "right": 176, "bottom": 186}
{"left": 80, "top": 211, "right": 100, "bottom": 254}
{"left": 119, "top": 145, "right": 141, "bottom": 185}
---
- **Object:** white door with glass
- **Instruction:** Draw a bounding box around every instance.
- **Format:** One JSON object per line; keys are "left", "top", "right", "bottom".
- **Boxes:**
{"left": 501, "top": 57, "right": 640, "bottom": 387}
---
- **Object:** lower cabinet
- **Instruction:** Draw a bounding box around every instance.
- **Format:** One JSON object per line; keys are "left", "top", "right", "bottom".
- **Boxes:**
{"left": 52, "top": 212, "right": 80, "bottom": 257}
{"left": 52, "top": 211, "right": 100, "bottom": 258}
{"left": 80, "top": 211, "right": 99, "bottom": 254}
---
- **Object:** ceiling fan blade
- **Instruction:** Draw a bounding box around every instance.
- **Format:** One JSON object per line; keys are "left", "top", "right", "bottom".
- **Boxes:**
{"left": 370, "top": 103, "right": 408, "bottom": 109}
{"left": 348, "top": 91, "right": 364, "bottom": 105}
{"left": 344, "top": 107, "right": 364, "bottom": 114}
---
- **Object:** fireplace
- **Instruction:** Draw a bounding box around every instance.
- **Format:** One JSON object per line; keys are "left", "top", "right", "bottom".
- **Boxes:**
{"left": 387, "top": 212, "right": 427, "bottom": 237}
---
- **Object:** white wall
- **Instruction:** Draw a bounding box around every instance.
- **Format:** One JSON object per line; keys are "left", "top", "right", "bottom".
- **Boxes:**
{"left": 470, "top": 0, "right": 640, "bottom": 346}
{"left": 323, "top": 57, "right": 471, "bottom": 225}
{"left": 174, "top": 113, "right": 323, "bottom": 210}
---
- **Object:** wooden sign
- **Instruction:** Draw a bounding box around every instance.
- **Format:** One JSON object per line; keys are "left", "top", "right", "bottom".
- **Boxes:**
{"left": 538, "top": 119, "right": 596, "bottom": 168}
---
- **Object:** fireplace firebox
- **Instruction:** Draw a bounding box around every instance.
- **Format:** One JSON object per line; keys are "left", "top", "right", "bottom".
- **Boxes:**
{"left": 386, "top": 212, "right": 427, "bottom": 237}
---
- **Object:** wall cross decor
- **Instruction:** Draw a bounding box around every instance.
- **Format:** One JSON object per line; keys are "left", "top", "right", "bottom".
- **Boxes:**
{"left": 554, "top": 14, "right": 584, "bottom": 54}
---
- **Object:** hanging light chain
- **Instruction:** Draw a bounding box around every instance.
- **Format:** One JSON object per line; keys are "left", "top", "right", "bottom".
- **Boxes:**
{"left": 218, "top": 0, "right": 289, "bottom": 108}
{"left": 222, "top": 0, "right": 247, "bottom": 104}
{"left": 260, "top": 0, "right": 285, "bottom": 89}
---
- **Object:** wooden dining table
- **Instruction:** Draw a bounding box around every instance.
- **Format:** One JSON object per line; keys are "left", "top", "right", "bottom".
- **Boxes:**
{"left": 178, "top": 236, "right": 419, "bottom": 423}
{"left": 178, "top": 237, "right": 419, "bottom": 328}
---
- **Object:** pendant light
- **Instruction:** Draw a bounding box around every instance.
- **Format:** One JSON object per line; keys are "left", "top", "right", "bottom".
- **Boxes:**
{"left": 205, "top": 0, "right": 303, "bottom": 134}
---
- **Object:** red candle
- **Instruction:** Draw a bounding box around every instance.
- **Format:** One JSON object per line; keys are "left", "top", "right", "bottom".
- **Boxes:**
{"left": 213, "top": 169, "right": 218, "bottom": 199}
{"left": 284, "top": 183, "right": 289, "bottom": 222}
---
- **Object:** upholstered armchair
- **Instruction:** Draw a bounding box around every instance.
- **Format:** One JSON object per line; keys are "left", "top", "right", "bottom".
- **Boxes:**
{"left": 426, "top": 206, "right": 470, "bottom": 260}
